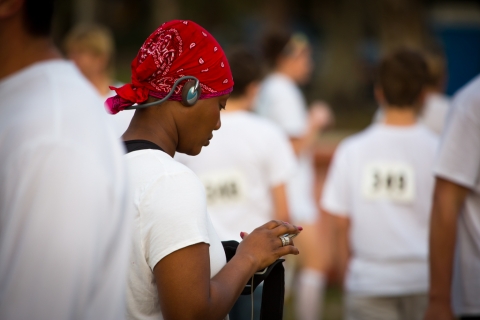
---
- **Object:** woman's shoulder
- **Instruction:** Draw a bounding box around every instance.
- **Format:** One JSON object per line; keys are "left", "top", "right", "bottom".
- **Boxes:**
{"left": 126, "top": 150, "right": 202, "bottom": 188}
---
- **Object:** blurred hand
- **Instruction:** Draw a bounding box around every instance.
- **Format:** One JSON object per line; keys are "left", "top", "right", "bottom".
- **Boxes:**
{"left": 424, "top": 300, "right": 455, "bottom": 320}
{"left": 236, "top": 220, "right": 301, "bottom": 271}
{"left": 309, "top": 101, "right": 333, "bottom": 131}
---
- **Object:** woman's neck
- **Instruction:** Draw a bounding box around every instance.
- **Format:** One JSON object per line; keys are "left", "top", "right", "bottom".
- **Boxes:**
{"left": 122, "top": 106, "right": 179, "bottom": 157}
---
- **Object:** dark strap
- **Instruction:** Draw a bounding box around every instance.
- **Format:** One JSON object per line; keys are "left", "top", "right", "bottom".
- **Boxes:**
{"left": 260, "top": 262, "right": 284, "bottom": 320}
{"left": 221, "top": 241, "right": 285, "bottom": 320}
{"left": 124, "top": 140, "right": 166, "bottom": 154}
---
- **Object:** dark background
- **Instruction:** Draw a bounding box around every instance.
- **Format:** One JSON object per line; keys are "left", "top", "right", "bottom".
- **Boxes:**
{"left": 53, "top": 0, "right": 480, "bottom": 130}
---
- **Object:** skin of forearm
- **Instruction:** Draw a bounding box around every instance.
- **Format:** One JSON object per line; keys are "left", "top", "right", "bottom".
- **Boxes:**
{"left": 325, "top": 212, "right": 350, "bottom": 283}
{"left": 156, "top": 244, "right": 259, "bottom": 320}
{"left": 428, "top": 178, "right": 468, "bottom": 302}
{"left": 336, "top": 218, "right": 351, "bottom": 283}
{"left": 200, "top": 253, "right": 259, "bottom": 320}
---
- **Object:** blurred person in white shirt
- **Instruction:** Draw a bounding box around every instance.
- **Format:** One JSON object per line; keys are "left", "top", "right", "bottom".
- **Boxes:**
{"left": 255, "top": 29, "right": 333, "bottom": 320}
{"left": 0, "top": 1, "right": 131, "bottom": 319}
{"left": 322, "top": 49, "right": 438, "bottom": 320}
{"left": 176, "top": 48, "right": 297, "bottom": 319}
{"left": 64, "top": 24, "right": 134, "bottom": 136}
{"left": 424, "top": 74, "right": 480, "bottom": 320}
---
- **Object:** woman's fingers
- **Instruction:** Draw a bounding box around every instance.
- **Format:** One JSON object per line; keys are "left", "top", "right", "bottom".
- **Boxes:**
{"left": 271, "top": 222, "right": 301, "bottom": 237}
{"left": 276, "top": 245, "right": 300, "bottom": 257}
{"left": 262, "top": 220, "right": 284, "bottom": 230}
{"left": 240, "top": 231, "right": 249, "bottom": 239}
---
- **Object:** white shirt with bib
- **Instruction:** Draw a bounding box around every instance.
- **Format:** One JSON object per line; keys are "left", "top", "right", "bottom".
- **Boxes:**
{"left": 322, "top": 123, "right": 439, "bottom": 296}
{"left": 175, "top": 111, "right": 296, "bottom": 241}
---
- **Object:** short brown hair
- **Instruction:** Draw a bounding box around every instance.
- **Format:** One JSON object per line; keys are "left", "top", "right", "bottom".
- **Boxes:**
{"left": 377, "top": 49, "right": 429, "bottom": 107}
{"left": 261, "top": 29, "right": 291, "bottom": 69}
{"left": 227, "top": 48, "right": 262, "bottom": 98}
{"left": 423, "top": 46, "right": 446, "bottom": 89}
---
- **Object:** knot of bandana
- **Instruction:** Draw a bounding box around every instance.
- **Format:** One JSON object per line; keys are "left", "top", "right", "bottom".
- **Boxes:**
{"left": 105, "top": 20, "right": 234, "bottom": 114}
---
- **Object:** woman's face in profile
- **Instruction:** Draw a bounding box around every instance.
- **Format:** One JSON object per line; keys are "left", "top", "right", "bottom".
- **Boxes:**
{"left": 175, "top": 94, "right": 229, "bottom": 156}
{"left": 291, "top": 48, "right": 313, "bottom": 85}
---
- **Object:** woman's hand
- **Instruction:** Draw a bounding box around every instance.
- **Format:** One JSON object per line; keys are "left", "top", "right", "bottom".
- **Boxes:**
{"left": 236, "top": 220, "right": 302, "bottom": 271}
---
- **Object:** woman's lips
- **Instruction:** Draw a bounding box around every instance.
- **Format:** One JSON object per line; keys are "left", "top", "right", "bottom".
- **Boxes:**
{"left": 204, "top": 135, "right": 213, "bottom": 146}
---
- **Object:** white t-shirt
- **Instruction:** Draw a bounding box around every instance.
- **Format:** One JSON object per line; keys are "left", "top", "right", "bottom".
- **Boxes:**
{"left": 175, "top": 111, "right": 297, "bottom": 241}
{"left": 0, "top": 60, "right": 131, "bottom": 320}
{"left": 321, "top": 123, "right": 439, "bottom": 296}
{"left": 255, "top": 73, "right": 318, "bottom": 223}
{"left": 421, "top": 92, "right": 451, "bottom": 135}
{"left": 125, "top": 149, "right": 227, "bottom": 320}
{"left": 433, "top": 75, "right": 480, "bottom": 316}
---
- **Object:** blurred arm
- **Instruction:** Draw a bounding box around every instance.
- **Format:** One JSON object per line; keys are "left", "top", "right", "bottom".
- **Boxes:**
{"left": 427, "top": 177, "right": 468, "bottom": 309}
{"left": 271, "top": 184, "right": 290, "bottom": 222}
{"left": 325, "top": 211, "right": 350, "bottom": 283}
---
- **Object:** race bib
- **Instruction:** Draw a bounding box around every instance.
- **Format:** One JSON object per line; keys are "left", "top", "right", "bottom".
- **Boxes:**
{"left": 362, "top": 162, "right": 415, "bottom": 203}
{"left": 199, "top": 169, "right": 247, "bottom": 207}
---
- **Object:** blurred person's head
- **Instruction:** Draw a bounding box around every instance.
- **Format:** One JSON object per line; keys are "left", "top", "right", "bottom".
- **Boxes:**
{"left": 64, "top": 24, "right": 115, "bottom": 82}
{"left": 226, "top": 47, "right": 262, "bottom": 111}
{"left": 109, "top": 20, "right": 233, "bottom": 156}
{"left": 261, "top": 29, "right": 313, "bottom": 85}
{"left": 0, "top": 0, "right": 58, "bottom": 79}
{"left": 375, "top": 49, "right": 429, "bottom": 111}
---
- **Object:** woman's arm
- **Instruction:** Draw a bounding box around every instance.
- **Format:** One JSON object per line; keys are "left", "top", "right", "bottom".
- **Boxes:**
{"left": 154, "top": 221, "right": 300, "bottom": 320}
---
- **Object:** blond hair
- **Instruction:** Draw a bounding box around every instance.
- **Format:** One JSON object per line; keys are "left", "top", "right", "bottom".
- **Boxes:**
{"left": 64, "top": 24, "right": 115, "bottom": 66}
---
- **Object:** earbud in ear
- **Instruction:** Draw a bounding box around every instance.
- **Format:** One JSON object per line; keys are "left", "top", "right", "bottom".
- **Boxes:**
{"left": 181, "top": 80, "right": 201, "bottom": 106}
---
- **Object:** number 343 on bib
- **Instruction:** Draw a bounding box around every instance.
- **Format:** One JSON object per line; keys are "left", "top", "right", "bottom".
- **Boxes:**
{"left": 361, "top": 162, "right": 416, "bottom": 203}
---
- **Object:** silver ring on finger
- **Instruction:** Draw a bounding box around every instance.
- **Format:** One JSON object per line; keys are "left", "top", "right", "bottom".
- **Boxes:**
{"left": 280, "top": 236, "right": 287, "bottom": 247}
{"left": 283, "top": 236, "right": 291, "bottom": 246}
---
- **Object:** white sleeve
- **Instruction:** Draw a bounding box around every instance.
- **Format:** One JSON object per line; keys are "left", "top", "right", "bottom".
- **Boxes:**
{"left": 433, "top": 96, "right": 480, "bottom": 189}
{"left": 0, "top": 143, "right": 130, "bottom": 320}
{"left": 264, "top": 125, "right": 298, "bottom": 187}
{"left": 257, "top": 83, "right": 308, "bottom": 138}
{"left": 140, "top": 170, "right": 210, "bottom": 270}
{"left": 320, "top": 142, "right": 351, "bottom": 216}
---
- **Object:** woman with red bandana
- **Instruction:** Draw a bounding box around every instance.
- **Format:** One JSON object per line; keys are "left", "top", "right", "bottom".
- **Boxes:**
{"left": 106, "top": 20, "right": 301, "bottom": 320}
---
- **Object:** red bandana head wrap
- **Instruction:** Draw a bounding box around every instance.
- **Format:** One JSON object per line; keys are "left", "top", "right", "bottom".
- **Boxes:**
{"left": 105, "top": 20, "right": 234, "bottom": 114}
